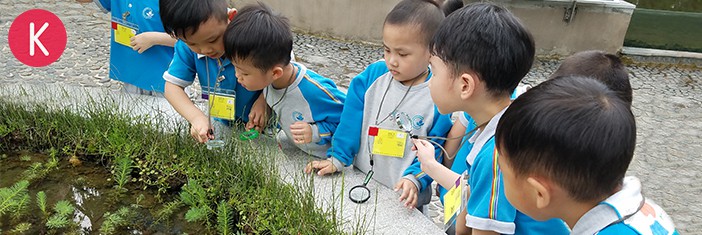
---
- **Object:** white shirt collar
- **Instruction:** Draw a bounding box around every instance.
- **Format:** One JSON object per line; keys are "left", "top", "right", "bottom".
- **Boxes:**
{"left": 571, "top": 176, "right": 645, "bottom": 235}
{"left": 465, "top": 106, "right": 508, "bottom": 165}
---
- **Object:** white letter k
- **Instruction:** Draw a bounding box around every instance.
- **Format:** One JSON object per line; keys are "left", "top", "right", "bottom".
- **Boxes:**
{"left": 29, "top": 22, "right": 50, "bottom": 56}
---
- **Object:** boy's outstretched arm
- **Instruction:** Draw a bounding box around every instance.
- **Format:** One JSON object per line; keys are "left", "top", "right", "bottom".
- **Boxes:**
{"left": 394, "top": 179, "right": 418, "bottom": 208}
{"left": 130, "top": 32, "right": 177, "bottom": 53}
{"left": 413, "top": 139, "right": 461, "bottom": 190}
{"left": 246, "top": 93, "right": 269, "bottom": 132}
{"left": 305, "top": 61, "right": 384, "bottom": 175}
{"left": 164, "top": 82, "right": 212, "bottom": 143}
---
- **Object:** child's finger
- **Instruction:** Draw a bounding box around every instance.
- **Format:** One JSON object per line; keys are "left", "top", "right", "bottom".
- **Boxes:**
{"left": 304, "top": 162, "right": 313, "bottom": 174}
{"left": 407, "top": 194, "right": 417, "bottom": 208}
{"left": 245, "top": 121, "right": 255, "bottom": 130}
{"left": 318, "top": 165, "right": 333, "bottom": 175}
{"left": 399, "top": 187, "right": 409, "bottom": 202}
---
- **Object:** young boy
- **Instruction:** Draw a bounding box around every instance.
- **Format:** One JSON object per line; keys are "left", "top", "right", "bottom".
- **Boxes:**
{"left": 440, "top": 49, "right": 631, "bottom": 204}
{"left": 222, "top": 3, "right": 346, "bottom": 158}
{"left": 80, "top": 0, "right": 176, "bottom": 95}
{"left": 413, "top": 3, "right": 570, "bottom": 234}
{"left": 495, "top": 75, "right": 678, "bottom": 234}
{"left": 551, "top": 50, "right": 633, "bottom": 107}
{"left": 159, "top": 0, "right": 268, "bottom": 143}
{"left": 305, "top": 0, "right": 454, "bottom": 212}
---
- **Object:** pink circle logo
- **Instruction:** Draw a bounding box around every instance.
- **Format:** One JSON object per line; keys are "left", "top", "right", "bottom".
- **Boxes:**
{"left": 8, "top": 9, "right": 67, "bottom": 67}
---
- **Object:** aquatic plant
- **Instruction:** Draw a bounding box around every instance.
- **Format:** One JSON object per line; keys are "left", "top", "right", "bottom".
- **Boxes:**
{"left": 181, "top": 179, "right": 213, "bottom": 225}
{"left": 36, "top": 191, "right": 48, "bottom": 218}
{"left": 100, "top": 206, "right": 134, "bottom": 235}
{"left": 112, "top": 155, "right": 132, "bottom": 192}
{"left": 156, "top": 199, "right": 183, "bottom": 222}
{"left": 0, "top": 87, "right": 347, "bottom": 234}
{"left": 45, "top": 200, "right": 74, "bottom": 229}
{"left": 217, "top": 199, "right": 234, "bottom": 235}
{"left": 0, "top": 180, "right": 30, "bottom": 221}
{"left": 10, "top": 222, "right": 31, "bottom": 234}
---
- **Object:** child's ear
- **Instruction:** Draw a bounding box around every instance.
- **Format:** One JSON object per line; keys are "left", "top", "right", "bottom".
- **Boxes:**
{"left": 527, "top": 177, "right": 551, "bottom": 209}
{"left": 228, "top": 8, "right": 238, "bottom": 22}
{"left": 458, "top": 72, "right": 476, "bottom": 100}
{"left": 271, "top": 66, "right": 285, "bottom": 80}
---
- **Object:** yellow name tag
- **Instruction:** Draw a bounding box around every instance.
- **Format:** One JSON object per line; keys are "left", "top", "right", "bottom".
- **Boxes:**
{"left": 370, "top": 127, "right": 407, "bottom": 158}
{"left": 444, "top": 172, "right": 469, "bottom": 227}
{"left": 114, "top": 22, "right": 136, "bottom": 48}
{"left": 444, "top": 183, "right": 462, "bottom": 224}
{"left": 209, "top": 94, "right": 236, "bottom": 120}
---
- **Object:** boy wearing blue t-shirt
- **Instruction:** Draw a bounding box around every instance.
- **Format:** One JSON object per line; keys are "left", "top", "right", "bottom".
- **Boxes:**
{"left": 413, "top": 3, "right": 570, "bottom": 234}
{"left": 305, "top": 0, "right": 454, "bottom": 212}
{"left": 222, "top": 3, "right": 346, "bottom": 158}
{"left": 159, "top": 0, "right": 268, "bottom": 143}
{"left": 496, "top": 76, "right": 678, "bottom": 235}
{"left": 81, "top": 0, "right": 176, "bottom": 95}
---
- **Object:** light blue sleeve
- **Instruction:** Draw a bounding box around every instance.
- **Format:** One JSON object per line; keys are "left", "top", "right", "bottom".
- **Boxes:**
{"left": 465, "top": 139, "right": 517, "bottom": 234}
{"left": 403, "top": 106, "right": 453, "bottom": 191}
{"left": 301, "top": 72, "right": 347, "bottom": 145}
{"left": 93, "top": 0, "right": 111, "bottom": 13}
{"left": 327, "top": 61, "right": 387, "bottom": 170}
{"left": 163, "top": 41, "right": 197, "bottom": 87}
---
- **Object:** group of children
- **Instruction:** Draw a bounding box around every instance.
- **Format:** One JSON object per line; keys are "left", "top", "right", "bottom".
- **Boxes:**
{"left": 87, "top": 0, "right": 678, "bottom": 233}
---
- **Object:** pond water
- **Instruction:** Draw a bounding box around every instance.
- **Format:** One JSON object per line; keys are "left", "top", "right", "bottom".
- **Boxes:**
{"left": 0, "top": 151, "right": 207, "bottom": 234}
{"left": 626, "top": 0, "right": 702, "bottom": 12}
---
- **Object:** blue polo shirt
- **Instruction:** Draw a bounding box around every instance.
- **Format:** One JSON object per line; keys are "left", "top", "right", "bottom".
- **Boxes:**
{"left": 95, "top": 0, "right": 173, "bottom": 92}
{"left": 163, "top": 41, "right": 260, "bottom": 123}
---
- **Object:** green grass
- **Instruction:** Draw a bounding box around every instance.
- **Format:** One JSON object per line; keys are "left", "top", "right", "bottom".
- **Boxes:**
{"left": 624, "top": 8, "right": 702, "bottom": 53}
{"left": 0, "top": 88, "right": 346, "bottom": 234}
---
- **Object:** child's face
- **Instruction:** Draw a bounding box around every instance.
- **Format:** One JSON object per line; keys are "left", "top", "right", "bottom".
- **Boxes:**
{"left": 180, "top": 17, "right": 228, "bottom": 59}
{"left": 382, "top": 23, "right": 431, "bottom": 84}
{"left": 232, "top": 58, "right": 275, "bottom": 91}
{"left": 427, "top": 55, "right": 460, "bottom": 114}
{"left": 497, "top": 150, "right": 545, "bottom": 220}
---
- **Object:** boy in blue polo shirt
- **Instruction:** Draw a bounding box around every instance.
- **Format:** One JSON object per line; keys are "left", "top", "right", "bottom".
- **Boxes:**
{"left": 305, "top": 0, "right": 454, "bottom": 213}
{"left": 159, "top": 0, "right": 268, "bottom": 143}
{"left": 496, "top": 76, "right": 678, "bottom": 235}
{"left": 413, "top": 3, "right": 570, "bottom": 234}
{"left": 81, "top": 0, "right": 176, "bottom": 95}
{"left": 222, "top": 3, "right": 346, "bottom": 158}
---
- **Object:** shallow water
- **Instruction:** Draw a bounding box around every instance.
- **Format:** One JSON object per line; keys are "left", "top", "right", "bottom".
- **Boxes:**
{"left": 0, "top": 151, "right": 207, "bottom": 234}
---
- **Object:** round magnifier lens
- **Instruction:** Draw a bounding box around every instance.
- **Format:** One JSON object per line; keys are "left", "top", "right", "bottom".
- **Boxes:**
{"left": 206, "top": 139, "right": 226, "bottom": 150}
{"left": 349, "top": 185, "right": 371, "bottom": 204}
{"left": 395, "top": 112, "right": 413, "bottom": 132}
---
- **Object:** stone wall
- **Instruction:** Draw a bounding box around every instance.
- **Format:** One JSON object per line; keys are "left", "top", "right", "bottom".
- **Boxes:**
{"left": 233, "top": 0, "right": 635, "bottom": 56}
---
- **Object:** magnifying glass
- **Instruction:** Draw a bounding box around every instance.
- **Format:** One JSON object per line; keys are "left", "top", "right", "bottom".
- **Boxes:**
{"left": 206, "top": 129, "right": 225, "bottom": 150}
{"left": 394, "top": 112, "right": 413, "bottom": 133}
{"left": 239, "top": 129, "right": 260, "bottom": 141}
{"left": 349, "top": 170, "right": 374, "bottom": 204}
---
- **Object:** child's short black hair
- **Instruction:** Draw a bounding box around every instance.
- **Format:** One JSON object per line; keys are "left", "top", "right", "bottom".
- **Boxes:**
{"left": 159, "top": 0, "right": 228, "bottom": 39}
{"left": 431, "top": 2, "right": 535, "bottom": 97}
{"left": 385, "top": 0, "right": 447, "bottom": 45}
{"left": 440, "top": 0, "right": 464, "bottom": 16}
{"left": 223, "top": 2, "right": 292, "bottom": 71}
{"left": 496, "top": 75, "right": 636, "bottom": 202}
{"left": 551, "top": 50, "right": 633, "bottom": 106}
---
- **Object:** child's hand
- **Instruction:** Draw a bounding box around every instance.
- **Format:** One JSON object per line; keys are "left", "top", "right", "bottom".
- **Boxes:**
{"left": 190, "top": 115, "right": 213, "bottom": 143}
{"left": 304, "top": 159, "right": 338, "bottom": 176}
{"left": 394, "top": 179, "right": 418, "bottom": 208}
{"left": 290, "top": 122, "right": 312, "bottom": 144}
{"left": 412, "top": 139, "right": 438, "bottom": 165}
{"left": 130, "top": 32, "right": 159, "bottom": 54}
{"left": 246, "top": 94, "right": 269, "bottom": 132}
